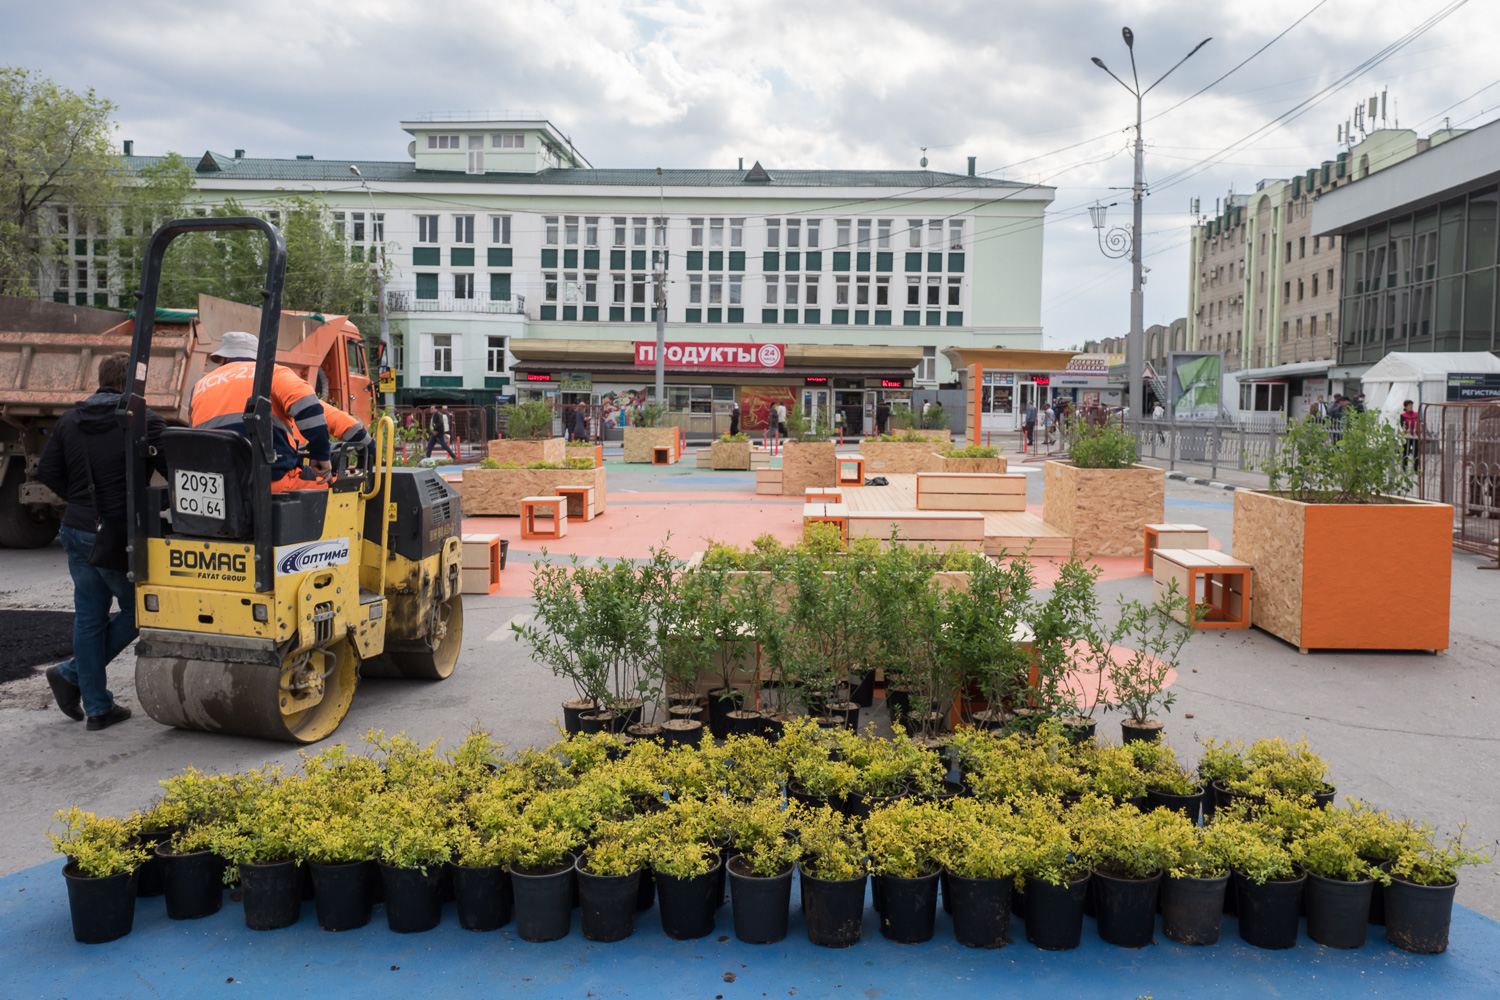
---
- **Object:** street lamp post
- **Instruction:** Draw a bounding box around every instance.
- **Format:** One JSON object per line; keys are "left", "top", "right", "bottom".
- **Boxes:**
{"left": 349, "top": 164, "right": 394, "bottom": 411}
{"left": 1091, "top": 28, "right": 1210, "bottom": 417}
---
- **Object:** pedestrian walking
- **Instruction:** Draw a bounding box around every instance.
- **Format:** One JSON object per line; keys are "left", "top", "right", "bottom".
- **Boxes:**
{"left": 876, "top": 401, "right": 890, "bottom": 436}
{"left": 774, "top": 401, "right": 787, "bottom": 438}
{"left": 1400, "top": 399, "right": 1421, "bottom": 471}
{"left": 38, "top": 352, "right": 164, "bottom": 731}
{"left": 1043, "top": 403, "right": 1057, "bottom": 445}
{"left": 426, "top": 406, "right": 457, "bottom": 459}
{"left": 1023, "top": 401, "right": 1036, "bottom": 448}
{"left": 728, "top": 401, "right": 740, "bottom": 437}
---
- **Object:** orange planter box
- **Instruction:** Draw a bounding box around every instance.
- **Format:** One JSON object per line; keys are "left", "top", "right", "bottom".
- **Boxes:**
{"left": 1231, "top": 490, "right": 1452, "bottom": 653}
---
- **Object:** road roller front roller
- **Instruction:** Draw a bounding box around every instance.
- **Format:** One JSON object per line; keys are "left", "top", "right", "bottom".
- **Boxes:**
{"left": 120, "top": 217, "right": 464, "bottom": 743}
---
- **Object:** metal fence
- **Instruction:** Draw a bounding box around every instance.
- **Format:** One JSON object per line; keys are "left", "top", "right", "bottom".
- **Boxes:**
{"left": 1418, "top": 401, "right": 1500, "bottom": 564}
{"left": 1117, "top": 418, "right": 1289, "bottom": 479}
{"left": 391, "top": 406, "right": 490, "bottom": 461}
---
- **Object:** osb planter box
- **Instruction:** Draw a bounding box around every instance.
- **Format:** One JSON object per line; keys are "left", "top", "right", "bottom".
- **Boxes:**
{"left": 1232, "top": 490, "right": 1452, "bottom": 652}
{"left": 566, "top": 443, "right": 604, "bottom": 468}
{"left": 623, "top": 426, "right": 678, "bottom": 463}
{"left": 940, "top": 456, "right": 1008, "bottom": 474}
{"left": 487, "top": 437, "right": 565, "bottom": 466}
{"left": 1042, "top": 461, "right": 1165, "bottom": 558}
{"left": 455, "top": 465, "right": 608, "bottom": 517}
{"left": 889, "top": 426, "right": 953, "bottom": 442}
{"left": 710, "top": 439, "right": 751, "bottom": 470}
{"left": 781, "top": 441, "right": 838, "bottom": 496}
{"left": 860, "top": 440, "right": 947, "bottom": 474}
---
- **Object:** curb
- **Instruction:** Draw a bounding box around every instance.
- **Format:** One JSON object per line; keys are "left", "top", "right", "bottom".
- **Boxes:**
{"left": 1165, "top": 470, "right": 1241, "bottom": 492}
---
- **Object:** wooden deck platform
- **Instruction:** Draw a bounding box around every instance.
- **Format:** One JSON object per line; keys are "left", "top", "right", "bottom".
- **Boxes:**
{"left": 838, "top": 474, "right": 1072, "bottom": 557}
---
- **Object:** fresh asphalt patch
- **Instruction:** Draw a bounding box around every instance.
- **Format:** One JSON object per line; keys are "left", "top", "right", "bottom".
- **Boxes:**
{"left": 0, "top": 610, "right": 73, "bottom": 684}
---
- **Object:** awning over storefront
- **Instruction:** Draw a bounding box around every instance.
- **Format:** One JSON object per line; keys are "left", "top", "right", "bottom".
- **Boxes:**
{"left": 510, "top": 360, "right": 916, "bottom": 380}
{"left": 941, "top": 347, "right": 1081, "bottom": 374}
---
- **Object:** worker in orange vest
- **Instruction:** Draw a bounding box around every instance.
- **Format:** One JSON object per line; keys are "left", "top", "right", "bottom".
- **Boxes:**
{"left": 189, "top": 331, "right": 363, "bottom": 492}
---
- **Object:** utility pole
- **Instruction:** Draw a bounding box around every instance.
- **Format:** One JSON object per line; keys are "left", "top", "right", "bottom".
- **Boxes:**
{"left": 1091, "top": 28, "right": 1210, "bottom": 417}
{"left": 654, "top": 167, "right": 666, "bottom": 406}
{"left": 349, "top": 165, "right": 394, "bottom": 411}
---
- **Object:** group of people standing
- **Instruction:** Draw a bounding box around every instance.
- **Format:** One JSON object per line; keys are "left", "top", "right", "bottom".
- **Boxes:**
{"left": 1021, "top": 398, "right": 1071, "bottom": 448}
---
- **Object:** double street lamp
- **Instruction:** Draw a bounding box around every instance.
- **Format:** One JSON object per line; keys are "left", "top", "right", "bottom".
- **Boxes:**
{"left": 1090, "top": 28, "right": 1210, "bottom": 417}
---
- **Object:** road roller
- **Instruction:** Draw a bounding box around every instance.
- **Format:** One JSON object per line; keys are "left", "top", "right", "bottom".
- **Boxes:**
{"left": 118, "top": 217, "right": 464, "bottom": 742}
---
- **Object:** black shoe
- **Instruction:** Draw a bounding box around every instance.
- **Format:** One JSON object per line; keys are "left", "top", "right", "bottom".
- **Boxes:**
{"left": 45, "top": 666, "right": 84, "bottom": 721}
{"left": 86, "top": 704, "right": 132, "bottom": 731}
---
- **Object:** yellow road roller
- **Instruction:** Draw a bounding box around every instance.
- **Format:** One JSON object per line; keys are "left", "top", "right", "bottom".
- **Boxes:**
{"left": 119, "top": 217, "right": 464, "bottom": 742}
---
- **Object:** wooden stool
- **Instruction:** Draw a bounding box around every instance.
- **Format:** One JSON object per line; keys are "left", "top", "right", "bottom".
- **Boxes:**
{"left": 1143, "top": 523, "right": 1211, "bottom": 572}
{"left": 556, "top": 485, "right": 597, "bottom": 522}
{"left": 806, "top": 486, "right": 843, "bottom": 504}
{"left": 520, "top": 496, "right": 568, "bottom": 540}
{"left": 460, "top": 534, "right": 502, "bottom": 595}
{"left": 756, "top": 469, "right": 783, "bottom": 495}
{"left": 837, "top": 456, "right": 865, "bottom": 486}
{"left": 803, "top": 502, "right": 849, "bottom": 543}
{"left": 652, "top": 445, "right": 673, "bottom": 465}
{"left": 1152, "top": 548, "right": 1252, "bottom": 629}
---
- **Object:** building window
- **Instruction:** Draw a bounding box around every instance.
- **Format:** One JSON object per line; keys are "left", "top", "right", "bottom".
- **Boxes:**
{"left": 432, "top": 334, "right": 453, "bottom": 372}
{"left": 836, "top": 276, "right": 850, "bottom": 305}
{"left": 417, "top": 215, "right": 439, "bottom": 243}
{"left": 947, "top": 277, "right": 961, "bottom": 306}
{"left": 584, "top": 217, "right": 599, "bottom": 247}
{"left": 907, "top": 276, "right": 921, "bottom": 305}
{"left": 877, "top": 219, "right": 892, "bottom": 250}
{"left": 874, "top": 275, "right": 889, "bottom": 306}
{"left": 492, "top": 133, "right": 524, "bottom": 148}
{"left": 926, "top": 276, "right": 941, "bottom": 306}
{"left": 709, "top": 275, "right": 722, "bottom": 304}
{"left": 96, "top": 263, "right": 108, "bottom": 289}
{"left": 352, "top": 212, "right": 366, "bottom": 242}
{"left": 1284, "top": 281, "right": 1291, "bottom": 304}
{"left": 1327, "top": 268, "right": 1334, "bottom": 293}
{"left": 787, "top": 219, "right": 801, "bottom": 248}
{"left": 786, "top": 275, "right": 800, "bottom": 306}
{"left": 1297, "top": 279, "right": 1304, "bottom": 301}
{"left": 455, "top": 215, "right": 474, "bottom": 243}
{"left": 857, "top": 220, "right": 871, "bottom": 249}
{"left": 805, "top": 276, "right": 819, "bottom": 305}
{"left": 563, "top": 272, "right": 579, "bottom": 303}
{"left": 708, "top": 218, "right": 724, "bottom": 248}
{"left": 372, "top": 213, "right": 384, "bottom": 242}
{"left": 544, "top": 273, "right": 558, "bottom": 302}
{"left": 613, "top": 217, "right": 627, "bottom": 246}
{"left": 690, "top": 218, "right": 704, "bottom": 247}
{"left": 929, "top": 219, "right": 943, "bottom": 247}
{"left": 332, "top": 211, "right": 346, "bottom": 240}
{"left": 77, "top": 264, "right": 88, "bottom": 288}
{"left": 950, "top": 220, "right": 964, "bottom": 250}
{"left": 689, "top": 274, "right": 702, "bottom": 303}
{"left": 729, "top": 276, "right": 742, "bottom": 305}
{"left": 1296, "top": 318, "right": 1303, "bottom": 339}
{"left": 765, "top": 275, "right": 779, "bottom": 305}
{"left": 729, "top": 218, "right": 744, "bottom": 248}
{"left": 1312, "top": 273, "right": 1319, "bottom": 296}
{"left": 1285, "top": 241, "right": 1292, "bottom": 263}
{"left": 908, "top": 220, "right": 922, "bottom": 248}
{"left": 1299, "top": 236, "right": 1306, "bottom": 258}
{"left": 633, "top": 217, "right": 647, "bottom": 246}
{"left": 426, "top": 134, "right": 460, "bottom": 149}
{"left": 916, "top": 345, "right": 937, "bottom": 383}
{"left": 632, "top": 274, "right": 647, "bottom": 304}
{"left": 565, "top": 216, "right": 579, "bottom": 245}
{"left": 491, "top": 215, "right": 511, "bottom": 244}
{"left": 487, "top": 336, "right": 507, "bottom": 374}
{"left": 766, "top": 219, "right": 780, "bottom": 249}
{"left": 467, "top": 136, "right": 485, "bottom": 173}
{"left": 612, "top": 274, "right": 626, "bottom": 304}
{"left": 836, "top": 219, "right": 851, "bottom": 248}
{"left": 856, "top": 275, "right": 870, "bottom": 305}
{"left": 544, "top": 217, "right": 559, "bottom": 245}
{"left": 454, "top": 273, "right": 474, "bottom": 299}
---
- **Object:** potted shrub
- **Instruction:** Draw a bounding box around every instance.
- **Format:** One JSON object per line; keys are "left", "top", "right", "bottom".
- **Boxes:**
{"left": 864, "top": 800, "right": 944, "bottom": 944}
{"left": 1013, "top": 794, "right": 1091, "bottom": 950}
{"left": 1196, "top": 738, "right": 1247, "bottom": 820}
{"left": 939, "top": 444, "right": 1007, "bottom": 474}
{"left": 1074, "top": 804, "right": 1171, "bottom": 948}
{"left": 360, "top": 788, "right": 454, "bottom": 934}
{"left": 1236, "top": 410, "right": 1451, "bottom": 652}
{"left": 710, "top": 431, "right": 752, "bottom": 470}
{"left": 940, "top": 553, "right": 1037, "bottom": 731}
{"left": 1128, "top": 740, "right": 1205, "bottom": 822}
{"left": 48, "top": 807, "right": 149, "bottom": 944}
{"left": 450, "top": 787, "right": 521, "bottom": 932}
{"left": 680, "top": 559, "right": 757, "bottom": 742}
{"left": 1158, "top": 808, "right": 1231, "bottom": 945}
{"left": 1023, "top": 557, "right": 1107, "bottom": 740}
{"left": 866, "top": 545, "right": 953, "bottom": 743}
{"left": 206, "top": 768, "right": 305, "bottom": 931}
{"left": 1220, "top": 737, "right": 1334, "bottom": 810}
{"left": 792, "top": 805, "right": 869, "bottom": 948}
{"left": 1075, "top": 741, "right": 1148, "bottom": 809}
{"left": 490, "top": 399, "right": 565, "bottom": 465}
{"left": 1335, "top": 800, "right": 1426, "bottom": 926}
{"left": 1043, "top": 418, "right": 1164, "bottom": 557}
{"left": 774, "top": 544, "right": 877, "bottom": 730}
{"left": 726, "top": 799, "right": 801, "bottom": 944}
{"left": 293, "top": 745, "right": 384, "bottom": 931}
{"left": 1216, "top": 814, "right": 1305, "bottom": 949}
{"left": 647, "top": 803, "right": 722, "bottom": 940}
{"left": 1100, "top": 583, "right": 1195, "bottom": 743}
{"left": 151, "top": 768, "right": 241, "bottom": 921}
{"left": 1291, "top": 825, "right": 1384, "bottom": 949}
{"left": 509, "top": 799, "right": 584, "bottom": 943}
{"left": 935, "top": 799, "right": 1026, "bottom": 949}
{"left": 623, "top": 403, "right": 679, "bottom": 462}
{"left": 1384, "top": 826, "right": 1491, "bottom": 955}
{"left": 576, "top": 820, "right": 650, "bottom": 942}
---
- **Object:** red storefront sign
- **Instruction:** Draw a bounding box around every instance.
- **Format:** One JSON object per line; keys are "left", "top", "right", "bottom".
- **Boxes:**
{"left": 634, "top": 342, "right": 785, "bottom": 368}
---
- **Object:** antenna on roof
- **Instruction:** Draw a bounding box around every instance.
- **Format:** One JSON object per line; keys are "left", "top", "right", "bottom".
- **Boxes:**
{"left": 919, "top": 147, "right": 928, "bottom": 169}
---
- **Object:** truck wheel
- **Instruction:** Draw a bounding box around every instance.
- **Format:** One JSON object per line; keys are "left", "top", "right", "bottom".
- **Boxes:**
{"left": 0, "top": 466, "right": 61, "bottom": 549}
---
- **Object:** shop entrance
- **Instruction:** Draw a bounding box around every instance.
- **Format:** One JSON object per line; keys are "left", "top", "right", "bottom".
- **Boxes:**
{"left": 801, "top": 387, "right": 830, "bottom": 428}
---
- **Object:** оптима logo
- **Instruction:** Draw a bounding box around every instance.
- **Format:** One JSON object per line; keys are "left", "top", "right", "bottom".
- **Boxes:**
{"left": 274, "top": 538, "right": 351, "bottom": 576}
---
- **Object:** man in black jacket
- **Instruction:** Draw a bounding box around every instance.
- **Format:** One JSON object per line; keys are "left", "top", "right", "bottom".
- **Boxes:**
{"left": 37, "top": 353, "right": 164, "bottom": 730}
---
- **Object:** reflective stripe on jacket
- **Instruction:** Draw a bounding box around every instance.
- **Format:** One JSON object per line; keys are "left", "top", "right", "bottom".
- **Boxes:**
{"left": 189, "top": 361, "right": 331, "bottom": 476}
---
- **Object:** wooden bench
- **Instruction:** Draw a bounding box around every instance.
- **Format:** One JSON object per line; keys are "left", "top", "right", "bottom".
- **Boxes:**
{"left": 805, "top": 486, "right": 844, "bottom": 504}
{"left": 520, "top": 496, "right": 568, "bottom": 540}
{"left": 1143, "top": 523, "right": 1210, "bottom": 572}
{"left": 1152, "top": 548, "right": 1252, "bottom": 629}
{"left": 756, "top": 468, "right": 783, "bottom": 495}
{"left": 652, "top": 445, "right": 674, "bottom": 466}
{"left": 804, "top": 502, "right": 849, "bottom": 543}
{"left": 556, "top": 485, "right": 598, "bottom": 522}
{"left": 837, "top": 456, "right": 865, "bottom": 487}
{"left": 695, "top": 448, "right": 714, "bottom": 468}
{"left": 914, "top": 472, "right": 1026, "bottom": 512}
{"left": 460, "top": 534, "right": 502, "bottom": 595}
{"left": 847, "top": 509, "right": 984, "bottom": 551}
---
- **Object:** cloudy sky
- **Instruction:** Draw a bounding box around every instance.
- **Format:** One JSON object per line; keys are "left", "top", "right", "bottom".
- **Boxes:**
{"left": 7, "top": 0, "right": 1497, "bottom": 347}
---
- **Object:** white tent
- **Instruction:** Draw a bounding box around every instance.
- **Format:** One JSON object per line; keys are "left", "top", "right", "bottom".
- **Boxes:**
{"left": 1360, "top": 352, "right": 1500, "bottom": 424}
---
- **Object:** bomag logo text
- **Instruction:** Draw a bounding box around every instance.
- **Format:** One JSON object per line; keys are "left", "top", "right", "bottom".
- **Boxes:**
{"left": 168, "top": 549, "right": 248, "bottom": 579}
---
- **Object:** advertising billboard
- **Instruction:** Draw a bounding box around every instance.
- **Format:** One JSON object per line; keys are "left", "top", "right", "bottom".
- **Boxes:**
{"left": 1169, "top": 352, "right": 1223, "bottom": 420}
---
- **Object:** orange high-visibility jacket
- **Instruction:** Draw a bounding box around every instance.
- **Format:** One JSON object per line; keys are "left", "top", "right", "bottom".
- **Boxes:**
{"left": 189, "top": 361, "right": 330, "bottom": 478}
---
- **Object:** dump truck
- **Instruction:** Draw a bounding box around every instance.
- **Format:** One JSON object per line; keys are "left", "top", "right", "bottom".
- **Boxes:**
{"left": 0, "top": 293, "right": 378, "bottom": 548}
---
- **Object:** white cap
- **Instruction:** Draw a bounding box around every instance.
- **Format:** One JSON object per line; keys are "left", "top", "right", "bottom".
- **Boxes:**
{"left": 208, "top": 330, "right": 259, "bottom": 362}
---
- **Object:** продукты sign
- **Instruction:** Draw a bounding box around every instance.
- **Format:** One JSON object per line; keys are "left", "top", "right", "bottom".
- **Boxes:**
{"left": 634, "top": 342, "right": 785, "bottom": 368}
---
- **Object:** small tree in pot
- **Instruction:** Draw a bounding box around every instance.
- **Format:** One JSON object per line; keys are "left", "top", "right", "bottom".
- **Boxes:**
{"left": 941, "top": 552, "right": 1036, "bottom": 731}
{"left": 1101, "top": 581, "right": 1196, "bottom": 744}
{"left": 49, "top": 807, "right": 150, "bottom": 943}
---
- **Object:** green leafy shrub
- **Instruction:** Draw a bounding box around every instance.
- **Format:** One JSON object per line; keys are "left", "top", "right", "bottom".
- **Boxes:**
{"left": 922, "top": 404, "right": 947, "bottom": 429}
{"left": 48, "top": 808, "right": 150, "bottom": 878}
{"left": 505, "top": 400, "right": 556, "bottom": 441}
{"left": 791, "top": 805, "right": 867, "bottom": 881}
{"left": 1255, "top": 409, "right": 1414, "bottom": 503}
{"left": 941, "top": 445, "right": 999, "bottom": 458}
{"left": 933, "top": 799, "right": 1027, "bottom": 880}
{"left": 478, "top": 457, "right": 501, "bottom": 469}
{"left": 632, "top": 403, "right": 667, "bottom": 428}
{"left": 718, "top": 432, "right": 749, "bottom": 443}
{"left": 1389, "top": 824, "right": 1491, "bottom": 887}
{"left": 1068, "top": 418, "right": 1137, "bottom": 469}
{"left": 864, "top": 800, "right": 944, "bottom": 878}
{"left": 1126, "top": 739, "right": 1200, "bottom": 795}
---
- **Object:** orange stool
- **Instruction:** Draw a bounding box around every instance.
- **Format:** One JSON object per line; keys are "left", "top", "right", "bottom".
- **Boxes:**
{"left": 803, "top": 502, "right": 849, "bottom": 544}
{"left": 1143, "top": 523, "right": 1210, "bottom": 572}
{"left": 460, "top": 534, "right": 502, "bottom": 595}
{"left": 1151, "top": 548, "right": 1252, "bottom": 629}
{"left": 837, "top": 457, "right": 864, "bottom": 486}
{"left": 521, "top": 496, "right": 568, "bottom": 539}
{"left": 652, "top": 445, "right": 673, "bottom": 465}
{"left": 556, "top": 485, "right": 597, "bottom": 522}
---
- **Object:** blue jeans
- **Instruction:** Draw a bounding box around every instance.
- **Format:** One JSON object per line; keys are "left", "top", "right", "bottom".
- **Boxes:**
{"left": 56, "top": 524, "right": 136, "bottom": 717}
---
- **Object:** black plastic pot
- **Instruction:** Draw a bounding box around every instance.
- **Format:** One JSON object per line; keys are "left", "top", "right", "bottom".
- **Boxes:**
{"left": 380, "top": 863, "right": 443, "bottom": 933}
{"left": 577, "top": 859, "right": 643, "bottom": 942}
{"left": 668, "top": 703, "right": 703, "bottom": 724}
{"left": 1305, "top": 872, "right": 1374, "bottom": 949}
{"left": 562, "top": 698, "right": 596, "bottom": 735}
{"left": 707, "top": 687, "right": 744, "bottom": 739}
{"left": 509, "top": 860, "right": 575, "bottom": 942}
{"left": 240, "top": 860, "right": 302, "bottom": 931}
{"left": 801, "top": 867, "right": 867, "bottom": 948}
{"left": 716, "top": 849, "right": 734, "bottom": 909}
{"left": 578, "top": 711, "right": 620, "bottom": 735}
{"left": 728, "top": 858, "right": 793, "bottom": 944}
{"left": 878, "top": 870, "right": 939, "bottom": 944}
{"left": 725, "top": 710, "right": 763, "bottom": 737}
{"left": 850, "top": 672, "right": 876, "bottom": 708}
{"left": 946, "top": 872, "right": 1012, "bottom": 949}
{"left": 1384, "top": 873, "right": 1459, "bottom": 955}
{"left": 63, "top": 864, "right": 137, "bottom": 944}
{"left": 451, "top": 863, "right": 512, "bottom": 931}
{"left": 1160, "top": 873, "right": 1227, "bottom": 946}
{"left": 1312, "top": 784, "right": 1337, "bottom": 809}
{"left": 1059, "top": 716, "right": 1097, "bottom": 744}
{"left": 1024, "top": 872, "right": 1091, "bottom": 951}
{"left": 1092, "top": 869, "right": 1161, "bottom": 948}
{"left": 1120, "top": 719, "right": 1164, "bottom": 744}
{"left": 309, "top": 860, "right": 373, "bottom": 931}
{"left": 885, "top": 689, "right": 912, "bottom": 725}
{"left": 829, "top": 701, "right": 860, "bottom": 730}
{"left": 156, "top": 846, "right": 223, "bottom": 920}
{"left": 761, "top": 715, "right": 786, "bottom": 743}
{"left": 1365, "top": 856, "right": 1392, "bottom": 925}
{"left": 657, "top": 859, "right": 720, "bottom": 940}
{"left": 637, "top": 868, "right": 656, "bottom": 911}
{"left": 929, "top": 779, "right": 966, "bottom": 804}
{"left": 1213, "top": 781, "right": 1265, "bottom": 815}
{"left": 1146, "top": 787, "right": 1204, "bottom": 824}
{"left": 848, "top": 785, "right": 907, "bottom": 821}
{"left": 662, "top": 720, "right": 705, "bottom": 748}
{"left": 1234, "top": 869, "right": 1306, "bottom": 950}
{"left": 620, "top": 699, "right": 645, "bottom": 729}
{"left": 134, "top": 830, "right": 168, "bottom": 897}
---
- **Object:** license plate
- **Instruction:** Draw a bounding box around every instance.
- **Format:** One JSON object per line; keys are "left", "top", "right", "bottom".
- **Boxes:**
{"left": 174, "top": 470, "right": 225, "bottom": 520}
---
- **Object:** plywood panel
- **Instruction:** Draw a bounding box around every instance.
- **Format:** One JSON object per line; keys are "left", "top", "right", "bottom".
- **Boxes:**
{"left": 623, "top": 426, "right": 679, "bottom": 463}
{"left": 486, "top": 437, "right": 566, "bottom": 466}
{"left": 455, "top": 465, "right": 607, "bottom": 517}
{"left": 1041, "top": 461, "right": 1164, "bottom": 558}
{"left": 941, "top": 457, "right": 1008, "bottom": 474}
{"left": 982, "top": 511, "right": 1073, "bottom": 558}
{"left": 848, "top": 511, "right": 985, "bottom": 541}
{"left": 859, "top": 441, "right": 945, "bottom": 474}
{"left": 917, "top": 473, "right": 1026, "bottom": 494}
{"left": 710, "top": 440, "right": 752, "bottom": 470}
{"left": 918, "top": 493, "right": 1024, "bottom": 511}
{"left": 782, "top": 441, "right": 837, "bottom": 496}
